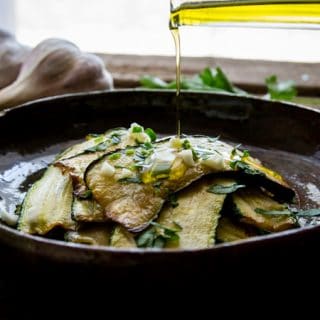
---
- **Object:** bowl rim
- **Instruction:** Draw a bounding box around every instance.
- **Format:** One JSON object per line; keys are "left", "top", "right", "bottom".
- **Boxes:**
{"left": 1, "top": 218, "right": 320, "bottom": 256}
{"left": 1, "top": 88, "right": 320, "bottom": 118}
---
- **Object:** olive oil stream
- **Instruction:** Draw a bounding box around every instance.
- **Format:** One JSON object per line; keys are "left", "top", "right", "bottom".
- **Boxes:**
{"left": 170, "top": 0, "right": 320, "bottom": 136}
{"left": 171, "top": 28, "right": 181, "bottom": 137}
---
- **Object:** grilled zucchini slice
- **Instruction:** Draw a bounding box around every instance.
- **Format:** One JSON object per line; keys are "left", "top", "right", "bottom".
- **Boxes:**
{"left": 18, "top": 166, "right": 75, "bottom": 235}
{"left": 72, "top": 198, "right": 105, "bottom": 222}
{"left": 65, "top": 224, "right": 111, "bottom": 246}
{"left": 216, "top": 216, "right": 257, "bottom": 243}
{"left": 110, "top": 225, "right": 136, "bottom": 248}
{"left": 156, "top": 177, "right": 229, "bottom": 249}
{"left": 86, "top": 135, "right": 294, "bottom": 232}
{"left": 232, "top": 188, "right": 296, "bottom": 232}
{"left": 56, "top": 127, "right": 127, "bottom": 161}
{"left": 55, "top": 128, "right": 131, "bottom": 194}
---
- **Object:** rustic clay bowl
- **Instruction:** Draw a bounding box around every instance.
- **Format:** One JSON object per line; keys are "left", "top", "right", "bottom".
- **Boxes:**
{"left": 0, "top": 90, "right": 319, "bottom": 296}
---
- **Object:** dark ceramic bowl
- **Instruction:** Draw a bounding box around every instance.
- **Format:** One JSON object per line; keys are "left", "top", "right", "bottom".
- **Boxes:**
{"left": 0, "top": 90, "right": 320, "bottom": 289}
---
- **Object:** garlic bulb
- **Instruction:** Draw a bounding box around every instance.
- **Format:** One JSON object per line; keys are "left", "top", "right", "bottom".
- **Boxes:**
{"left": 0, "top": 38, "right": 113, "bottom": 110}
{"left": 0, "top": 30, "right": 30, "bottom": 89}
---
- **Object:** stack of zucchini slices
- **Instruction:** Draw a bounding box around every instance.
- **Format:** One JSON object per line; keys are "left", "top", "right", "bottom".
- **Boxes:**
{"left": 17, "top": 123, "right": 299, "bottom": 249}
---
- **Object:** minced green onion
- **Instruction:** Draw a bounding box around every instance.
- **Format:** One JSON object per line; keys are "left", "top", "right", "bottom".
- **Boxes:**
{"left": 132, "top": 126, "right": 143, "bottom": 133}
{"left": 108, "top": 153, "right": 121, "bottom": 161}
{"left": 126, "top": 149, "right": 135, "bottom": 156}
{"left": 145, "top": 128, "right": 157, "bottom": 142}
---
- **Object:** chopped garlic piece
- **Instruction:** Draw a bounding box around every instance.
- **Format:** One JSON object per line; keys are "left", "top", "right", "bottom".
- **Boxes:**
{"left": 128, "top": 123, "right": 151, "bottom": 144}
{"left": 179, "top": 149, "right": 195, "bottom": 167}
{"left": 101, "top": 161, "right": 115, "bottom": 177}
{"left": 154, "top": 149, "right": 176, "bottom": 163}
{"left": 201, "top": 156, "right": 227, "bottom": 171}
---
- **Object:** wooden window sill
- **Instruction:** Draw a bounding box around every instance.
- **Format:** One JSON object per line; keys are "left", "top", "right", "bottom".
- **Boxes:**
{"left": 98, "top": 53, "right": 320, "bottom": 97}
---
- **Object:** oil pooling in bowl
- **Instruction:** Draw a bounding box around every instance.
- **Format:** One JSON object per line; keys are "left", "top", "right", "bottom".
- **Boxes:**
{"left": 169, "top": 0, "right": 320, "bottom": 136}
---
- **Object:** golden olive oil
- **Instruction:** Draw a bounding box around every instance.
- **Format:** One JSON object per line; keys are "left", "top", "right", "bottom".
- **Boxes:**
{"left": 170, "top": 1, "right": 320, "bottom": 28}
{"left": 170, "top": 1, "right": 320, "bottom": 136}
{"left": 171, "top": 28, "right": 181, "bottom": 137}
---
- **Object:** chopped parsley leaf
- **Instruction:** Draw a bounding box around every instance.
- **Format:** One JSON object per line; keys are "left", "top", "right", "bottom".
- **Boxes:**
{"left": 207, "top": 183, "right": 246, "bottom": 194}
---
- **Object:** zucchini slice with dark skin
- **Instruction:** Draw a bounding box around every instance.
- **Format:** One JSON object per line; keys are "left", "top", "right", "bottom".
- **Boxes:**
{"left": 65, "top": 224, "right": 111, "bottom": 246}
{"left": 16, "top": 124, "right": 157, "bottom": 235}
{"left": 72, "top": 198, "right": 105, "bottom": 222}
{"left": 84, "top": 139, "right": 168, "bottom": 232}
{"left": 18, "top": 166, "right": 75, "bottom": 235}
{"left": 232, "top": 188, "right": 297, "bottom": 232}
{"left": 56, "top": 127, "right": 127, "bottom": 161}
{"left": 86, "top": 136, "right": 294, "bottom": 232}
{"left": 55, "top": 124, "right": 155, "bottom": 197}
{"left": 156, "top": 177, "right": 230, "bottom": 249}
{"left": 110, "top": 225, "right": 136, "bottom": 248}
{"left": 216, "top": 216, "right": 258, "bottom": 243}
{"left": 55, "top": 128, "right": 133, "bottom": 195}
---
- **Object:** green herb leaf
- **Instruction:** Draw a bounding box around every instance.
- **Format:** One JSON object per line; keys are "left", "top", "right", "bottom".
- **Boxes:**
{"left": 139, "top": 68, "right": 247, "bottom": 93}
{"left": 151, "top": 222, "right": 182, "bottom": 241}
{"left": 77, "top": 190, "right": 92, "bottom": 200}
{"left": 200, "top": 67, "right": 248, "bottom": 95}
{"left": 125, "top": 149, "right": 135, "bottom": 156}
{"left": 14, "top": 204, "right": 22, "bottom": 215}
{"left": 132, "top": 126, "right": 143, "bottom": 133}
{"left": 108, "top": 152, "right": 121, "bottom": 161}
{"left": 136, "top": 222, "right": 182, "bottom": 248}
{"left": 136, "top": 228, "right": 158, "bottom": 247}
{"left": 295, "top": 208, "right": 320, "bottom": 217}
{"left": 153, "top": 237, "right": 166, "bottom": 248}
{"left": 153, "top": 181, "right": 162, "bottom": 188}
{"left": 207, "top": 183, "right": 246, "bottom": 194}
{"left": 114, "top": 165, "right": 126, "bottom": 169}
{"left": 85, "top": 142, "right": 108, "bottom": 153}
{"left": 208, "top": 136, "right": 220, "bottom": 143}
{"left": 180, "top": 76, "right": 213, "bottom": 91}
{"left": 168, "top": 193, "right": 179, "bottom": 208}
{"left": 231, "top": 144, "right": 242, "bottom": 159}
{"left": 134, "top": 148, "right": 153, "bottom": 163}
{"left": 242, "top": 149, "right": 250, "bottom": 159}
{"left": 200, "top": 67, "right": 234, "bottom": 92}
{"left": 145, "top": 128, "right": 157, "bottom": 142}
{"left": 182, "top": 139, "right": 191, "bottom": 149}
{"left": 139, "top": 75, "right": 170, "bottom": 89}
{"left": 110, "top": 133, "right": 122, "bottom": 145}
{"left": 255, "top": 208, "right": 292, "bottom": 216}
{"left": 265, "top": 75, "right": 297, "bottom": 101}
{"left": 255, "top": 207, "right": 320, "bottom": 218}
{"left": 85, "top": 133, "right": 101, "bottom": 140}
{"left": 118, "top": 177, "right": 142, "bottom": 184}
{"left": 141, "top": 68, "right": 297, "bottom": 102}
{"left": 230, "top": 160, "right": 264, "bottom": 176}
{"left": 192, "top": 146, "right": 214, "bottom": 160}
{"left": 143, "top": 142, "right": 153, "bottom": 150}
